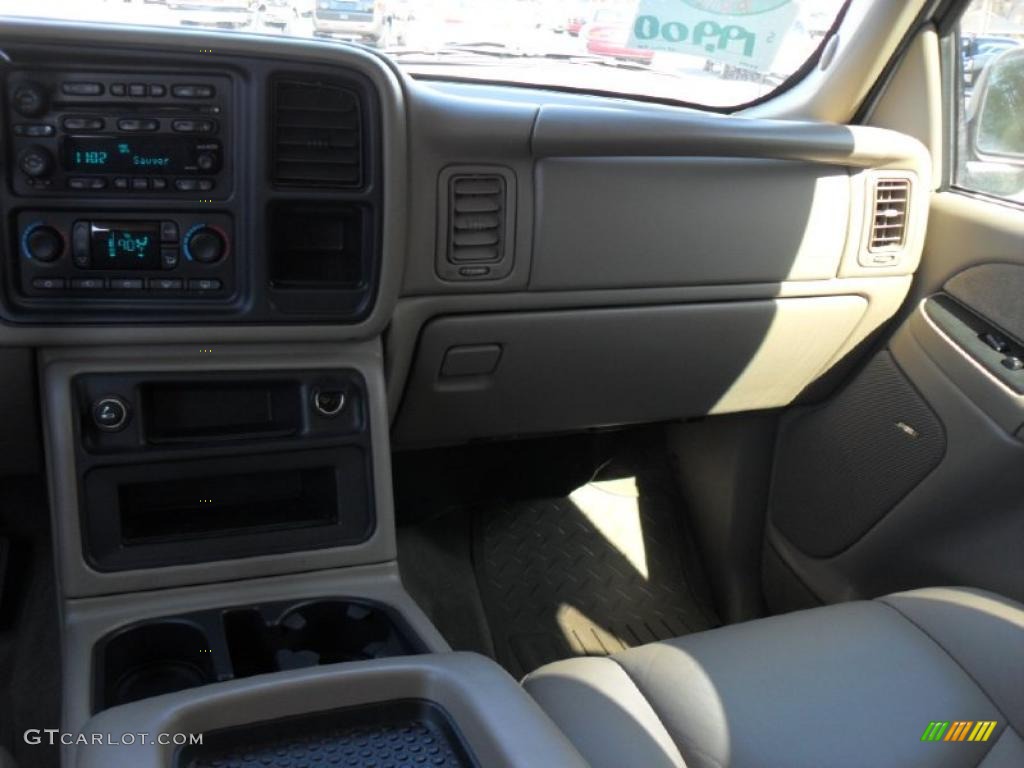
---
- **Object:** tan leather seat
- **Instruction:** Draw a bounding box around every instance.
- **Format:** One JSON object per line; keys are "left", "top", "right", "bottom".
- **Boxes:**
{"left": 523, "top": 588, "right": 1024, "bottom": 768}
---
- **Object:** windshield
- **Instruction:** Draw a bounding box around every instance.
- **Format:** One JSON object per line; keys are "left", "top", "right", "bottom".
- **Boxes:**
{"left": 0, "top": 0, "right": 849, "bottom": 109}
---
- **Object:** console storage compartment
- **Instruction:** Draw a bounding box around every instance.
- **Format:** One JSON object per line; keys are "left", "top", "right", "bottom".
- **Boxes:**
{"left": 73, "top": 369, "right": 375, "bottom": 572}
{"left": 76, "top": 654, "right": 588, "bottom": 768}
{"left": 178, "top": 699, "right": 475, "bottom": 768}
{"left": 84, "top": 447, "right": 371, "bottom": 570}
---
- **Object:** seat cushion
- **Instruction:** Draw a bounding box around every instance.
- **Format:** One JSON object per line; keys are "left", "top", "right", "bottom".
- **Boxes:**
{"left": 523, "top": 587, "right": 1024, "bottom": 768}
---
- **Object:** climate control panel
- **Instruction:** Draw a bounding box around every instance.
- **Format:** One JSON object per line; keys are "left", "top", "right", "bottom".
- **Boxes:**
{"left": 15, "top": 211, "right": 233, "bottom": 300}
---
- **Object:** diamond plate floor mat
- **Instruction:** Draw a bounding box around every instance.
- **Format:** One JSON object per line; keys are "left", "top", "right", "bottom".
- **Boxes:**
{"left": 473, "top": 472, "right": 719, "bottom": 679}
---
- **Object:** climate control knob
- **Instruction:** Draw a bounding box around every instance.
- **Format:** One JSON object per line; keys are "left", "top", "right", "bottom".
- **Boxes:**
{"left": 18, "top": 146, "right": 54, "bottom": 179}
{"left": 23, "top": 225, "right": 64, "bottom": 263}
{"left": 184, "top": 226, "right": 227, "bottom": 265}
{"left": 12, "top": 82, "right": 48, "bottom": 117}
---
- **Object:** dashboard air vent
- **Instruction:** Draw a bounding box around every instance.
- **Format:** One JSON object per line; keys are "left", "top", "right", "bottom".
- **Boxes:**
{"left": 448, "top": 174, "right": 506, "bottom": 264}
{"left": 869, "top": 178, "right": 910, "bottom": 252}
{"left": 272, "top": 78, "right": 362, "bottom": 188}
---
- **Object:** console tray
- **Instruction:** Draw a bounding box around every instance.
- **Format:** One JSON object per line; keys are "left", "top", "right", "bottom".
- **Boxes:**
{"left": 176, "top": 699, "right": 476, "bottom": 768}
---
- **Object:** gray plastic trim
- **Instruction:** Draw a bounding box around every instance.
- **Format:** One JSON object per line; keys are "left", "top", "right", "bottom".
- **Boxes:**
{"left": 71, "top": 653, "right": 587, "bottom": 768}
{"left": 40, "top": 340, "right": 398, "bottom": 598}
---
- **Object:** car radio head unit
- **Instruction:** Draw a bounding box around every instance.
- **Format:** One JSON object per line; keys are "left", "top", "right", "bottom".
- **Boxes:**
{"left": 5, "top": 70, "right": 232, "bottom": 198}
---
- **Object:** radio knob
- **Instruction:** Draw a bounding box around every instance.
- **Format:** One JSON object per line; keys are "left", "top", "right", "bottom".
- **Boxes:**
{"left": 18, "top": 146, "right": 54, "bottom": 179}
{"left": 24, "top": 226, "right": 64, "bottom": 263}
{"left": 186, "top": 227, "right": 226, "bottom": 264}
{"left": 196, "top": 152, "right": 218, "bottom": 172}
{"left": 12, "top": 82, "right": 48, "bottom": 117}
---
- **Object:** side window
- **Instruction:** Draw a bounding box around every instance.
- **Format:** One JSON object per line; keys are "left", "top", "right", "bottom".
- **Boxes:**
{"left": 954, "top": 0, "right": 1024, "bottom": 202}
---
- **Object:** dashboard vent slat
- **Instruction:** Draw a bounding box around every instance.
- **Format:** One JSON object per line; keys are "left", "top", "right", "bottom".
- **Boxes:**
{"left": 869, "top": 178, "right": 911, "bottom": 252}
{"left": 272, "top": 79, "right": 363, "bottom": 189}
{"left": 448, "top": 174, "right": 507, "bottom": 263}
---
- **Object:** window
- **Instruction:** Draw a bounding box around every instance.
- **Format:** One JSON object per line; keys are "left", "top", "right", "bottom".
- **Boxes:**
{"left": 954, "top": 0, "right": 1024, "bottom": 202}
{"left": 1, "top": 0, "right": 849, "bottom": 109}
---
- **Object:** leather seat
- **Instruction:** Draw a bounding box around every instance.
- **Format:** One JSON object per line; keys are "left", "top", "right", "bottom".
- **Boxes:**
{"left": 523, "top": 588, "right": 1024, "bottom": 768}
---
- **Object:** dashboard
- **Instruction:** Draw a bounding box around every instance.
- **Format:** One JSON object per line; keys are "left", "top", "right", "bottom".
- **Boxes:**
{"left": 0, "top": 17, "right": 933, "bottom": 451}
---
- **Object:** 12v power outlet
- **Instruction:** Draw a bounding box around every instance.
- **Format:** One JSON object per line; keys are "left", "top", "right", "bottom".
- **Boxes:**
{"left": 312, "top": 388, "right": 345, "bottom": 418}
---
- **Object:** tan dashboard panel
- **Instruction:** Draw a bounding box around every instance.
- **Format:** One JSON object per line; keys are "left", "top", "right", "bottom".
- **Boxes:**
{"left": 532, "top": 158, "right": 850, "bottom": 290}
{"left": 393, "top": 296, "right": 867, "bottom": 446}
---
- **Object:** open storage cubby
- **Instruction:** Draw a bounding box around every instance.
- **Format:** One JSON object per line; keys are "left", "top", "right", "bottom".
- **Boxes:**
{"left": 73, "top": 369, "right": 374, "bottom": 571}
{"left": 83, "top": 447, "right": 372, "bottom": 570}
{"left": 93, "top": 598, "right": 426, "bottom": 713}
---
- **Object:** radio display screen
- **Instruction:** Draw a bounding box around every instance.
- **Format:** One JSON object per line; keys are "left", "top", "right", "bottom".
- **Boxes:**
{"left": 89, "top": 222, "right": 161, "bottom": 270}
{"left": 65, "top": 137, "right": 206, "bottom": 174}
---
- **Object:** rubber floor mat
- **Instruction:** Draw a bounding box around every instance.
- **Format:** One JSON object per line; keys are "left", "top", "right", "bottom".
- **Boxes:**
{"left": 473, "top": 475, "right": 719, "bottom": 679}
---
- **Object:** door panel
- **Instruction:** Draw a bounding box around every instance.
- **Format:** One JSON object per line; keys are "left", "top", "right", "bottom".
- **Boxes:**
{"left": 764, "top": 196, "right": 1024, "bottom": 609}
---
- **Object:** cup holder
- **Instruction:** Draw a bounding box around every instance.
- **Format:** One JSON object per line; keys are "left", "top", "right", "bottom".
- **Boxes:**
{"left": 97, "top": 620, "right": 219, "bottom": 711}
{"left": 94, "top": 598, "right": 424, "bottom": 713}
{"left": 278, "top": 600, "right": 403, "bottom": 666}
{"left": 223, "top": 599, "right": 420, "bottom": 679}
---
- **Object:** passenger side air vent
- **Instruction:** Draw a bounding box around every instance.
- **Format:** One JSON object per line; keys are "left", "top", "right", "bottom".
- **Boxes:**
{"left": 868, "top": 178, "right": 911, "bottom": 253}
{"left": 437, "top": 167, "right": 516, "bottom": 282}
{"left": 272, "top": 78, "right": 362, "bottom": 188}
{"left": 449, "top": 175, "right": 505, "bottom": 263}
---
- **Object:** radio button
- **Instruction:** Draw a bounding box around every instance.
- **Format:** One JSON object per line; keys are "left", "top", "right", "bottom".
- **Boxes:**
{"left": 150, "top": 177, "right": 168, "bottom": 191}
{"left": 62, "top": 82, "right": 103, "bottom": 96}
{"left": 14, "top": 123, "right": 56, "bottom": 137}
{"left": 131, "top": 178, "right": 149, "bottom": 191}
{"left": 185, "top": 226, "right": 227, "bottom": 265}
{"left": 24, "top": 225, "right": 64, "bottom": 263}
{"left": 63, "top": 117, "right": 104, "bottom": 131}
{"left": 198, "top": 179, "right": 215, "bottom": 192}
{"left": 189, "top": 279, "right": 222, "bottom": 292}
{"left": 71, "top": 278, "right": 105, "bottom": 290}
{"left": 160, "top": 222, "right": 179, "bottom": 243}
{"left": 110, "top": 278, "right": 144, "bottom": 291}
{"left": 149, "top": 84, "right": 167, "bottom": 97}
{"left": 161, "top": 247, "right": 180, "bottom": 269}
{"left": 129, "top": 83, "right": 147, "bottom": 98}
{"left": 150, "top": 278, "right": 183, "bottom": 291}
{"left": 196, "top": 152, "right": 218, "bottom": 172}
{"left": 172, "top": 84, "right": 215, "bottom": 98}
{"left": 110, "top": 83, "right": 126, "bottom": 97}
{"left": 174, "top": 179, "right": 198, "bottom": 192}
{"left": 113, "top": 177, "right": 130, "bottom": 191}
{"left": 118, "top": 118, "right": 159, "bottom": 132}
{"left": 13, "top": 83, "right": 48, "bottom": 117}
{"left": 72, "top": 222, "right": 90, "bottom": 265}
{"left": 32, "top": 278, "right": 65, "bottom": 291}
{"left": 67, "top": 178, "right": 89, "bottom": 190}
{"left": 19, "top": 146, "right": 54, "bottom": 178}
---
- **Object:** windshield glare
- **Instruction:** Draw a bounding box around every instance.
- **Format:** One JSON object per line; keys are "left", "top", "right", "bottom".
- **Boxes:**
{"left": 0, "top": 0, "right": 848, "bottom": 108}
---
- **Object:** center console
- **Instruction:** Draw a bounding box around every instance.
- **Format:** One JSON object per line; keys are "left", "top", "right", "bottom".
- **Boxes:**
{"left": 0, "top": 21, "right": 581, "bottom": 768}
{"left": 2, "top": 58, "right": 384, "bottom": 324}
